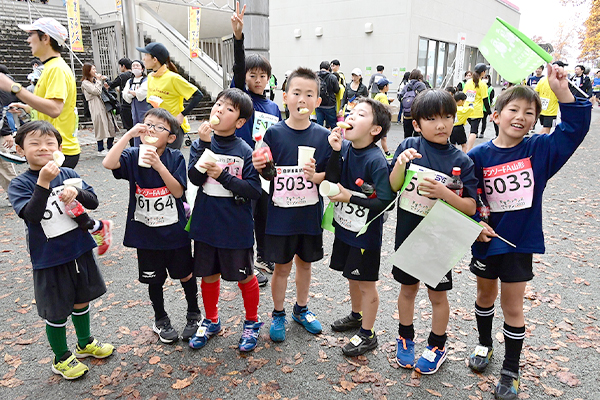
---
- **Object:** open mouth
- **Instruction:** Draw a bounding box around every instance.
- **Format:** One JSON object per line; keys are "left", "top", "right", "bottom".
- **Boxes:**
{"left": 298, "top": 107, "right": 310, "bottom": 114}
{"left": 511, "top": 123, "right": 524, "bottom": 129}
{"left": 336, "top": 121, "right": 352, "bottom": 130}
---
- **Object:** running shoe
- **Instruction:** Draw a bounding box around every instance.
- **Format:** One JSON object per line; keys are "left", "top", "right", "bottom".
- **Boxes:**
{"left": 396, "top": 337, "right": 415, "bottom": 368}
{"left": 414, "top": 345, "right": 447, "bottom": 374}
{"left": 153, "top": 316, "right": 179, "bottom": 344}
{"left": 181, "top": 312, "right": 202, "bottom": 341}
{"left": 292, "top": 309, "right": 322, "bottom": 334}
{"left": 238, "top": 320, "right": 263, "bottom": 352}
{"left": 92, "top": 220, "right": 113, "bottom": 256}
{"left": 255, "top": 256, "right": 275, "bottom": 274}
{"left": 269, "top": 313, "right": 287, "bottom": 342}
{"left": 331, "top": 313, "right": 362, "bottom": 332}
{"left": 255, "top": 269, "right": 268, "bottom": 287}
{"left": 51, "top": 353, "right": 89, "bottom": 380}
{"left": 468, "top": 344, "right": 493, "bottom": 372}
{"left": 494, "top": 369, "right": 520, "bottom": 400}
{"left": 189, "top": 318, "right": 221, "bottom": 349}
{"left": 74, "top": 338, "right": 114, "bottom": 359}
{"left": 342, "top": 331, "right": 377, "bottom": 357}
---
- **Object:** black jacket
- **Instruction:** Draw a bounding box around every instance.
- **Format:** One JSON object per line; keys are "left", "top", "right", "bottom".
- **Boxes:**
{"left": 317, "top": 70, "right": 340, "bottom": 108}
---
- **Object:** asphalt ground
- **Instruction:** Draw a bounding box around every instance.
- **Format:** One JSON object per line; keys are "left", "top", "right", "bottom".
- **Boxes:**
{"left": 0, "top": 110, "right": 598, "bottom": 400}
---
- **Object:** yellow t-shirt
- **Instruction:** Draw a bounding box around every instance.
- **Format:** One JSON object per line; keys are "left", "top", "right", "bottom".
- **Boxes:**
{"left": 534, "top": 77, "right": 558, "bottom": 117}
{"left": 147, "top": 67, "right": 198, "bottom": 133}
{"left": 34, "top": 57, "right": 79, "bottom": 155}
{"left": 374, "top": 92, "right": 389, "bottom": 105}
{"left": 463, "top": 79, "right": 488, "bottom": 119}
{"left": 454, "top": 105, "right": 474, "bottom": 126}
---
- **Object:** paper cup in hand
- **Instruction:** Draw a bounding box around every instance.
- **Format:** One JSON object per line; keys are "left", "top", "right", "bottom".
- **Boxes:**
{"left": 195, "top": 149, "right": 218, "bottom": 173}
{"left": 417, "top": 170, "right": 436, "bottom": 195}
{"left": 319, "top": 180, "right": 340, "bottom": 197}
{"left": 63, "top": 178, "right": 83, "bottom": 189}
{"left": 298, "top": 146, "right": 316, "bottom": 168}
{"left": 138, "top": 144, "right": 157, "bottom": 168}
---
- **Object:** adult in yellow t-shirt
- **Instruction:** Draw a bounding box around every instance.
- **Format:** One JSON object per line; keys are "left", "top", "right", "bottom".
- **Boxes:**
{"left": 534, "top": 65, "right": 560, "bottom": 135}
{"left": 137, "top": 42, "right": 203, "bottom": 149}
{"left": 0, "top": 18, "right": 81, "bottom": 167}
{"left": 463, "top": 63, "right": 490, "bottom": 152}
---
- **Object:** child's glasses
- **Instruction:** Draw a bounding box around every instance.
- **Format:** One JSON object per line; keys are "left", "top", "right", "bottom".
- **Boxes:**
{"left": 145, "top": 123, "right": 171, "bottom": 134}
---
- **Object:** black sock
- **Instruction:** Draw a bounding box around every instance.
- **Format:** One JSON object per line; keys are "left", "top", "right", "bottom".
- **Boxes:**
{"left": 293, "top": 303, "right": 307, "bottom": 315}
{"left": 428, "top": 331, "right": 447, "bottom": 349}
{"left": 475, "top": 302, "right": 495, "bottom": 347}
{"left": 359, "top": 327, "right": 374, "bottom": 338}
{"left": 148, "top": 283, "right": 167, "bottom": 321}
{"left": 351, "top": 311, "right": 362, "bottom": 321}
{"left": 272, "top": 309, "right": 286, "bottom": 316}
{"left": 502, "top": 323, "right": 525, "bottom": 373}
{"left": 398, "top": 323, "right": 415, "bottom": 341}
{"left": 180, "top": 278, "right": 201, "bottom": 316}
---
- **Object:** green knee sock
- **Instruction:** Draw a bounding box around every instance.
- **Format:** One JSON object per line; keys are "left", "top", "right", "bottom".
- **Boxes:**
{"left": 72, "top": 305, "right": 91, "bottom": 349}
{"left": 45, "top": 319, "right": 69, "bottom": 362}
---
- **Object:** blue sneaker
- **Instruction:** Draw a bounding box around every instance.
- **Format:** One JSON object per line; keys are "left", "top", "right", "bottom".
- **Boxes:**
{"left": 269, "top": 314, "right": 287, "bottom": 342}
{"left": 494, "top": 369, "right": 520, "bottom": 400}
{"left": 189, "top": 318, "right": 221, "bottom": 350}
{"left": 415, "top": 345, "right": 447, "bottom": 374}
{"left": 238, "top": 320, "right": 263, "bottom": 352}
{"left": 292, "top": 309, "right": 322, "bottom": 334}
{"left": 396, "top": 337, "right": 415, "bottom": 369}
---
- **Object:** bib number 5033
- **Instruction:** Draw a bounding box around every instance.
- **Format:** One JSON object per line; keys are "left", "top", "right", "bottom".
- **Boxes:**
{"left": 484, "top": 171, "right": 532, "bottom": 195}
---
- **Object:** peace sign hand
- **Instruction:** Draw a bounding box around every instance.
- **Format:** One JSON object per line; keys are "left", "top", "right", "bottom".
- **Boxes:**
{"left": 231, "top": 1, "right": 246, "bottom": 40}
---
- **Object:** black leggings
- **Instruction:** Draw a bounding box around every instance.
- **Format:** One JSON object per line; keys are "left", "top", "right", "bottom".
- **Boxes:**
{"left": 62, "top": 154, "right": 80, "bottom": 169}
{"left": 403, "top": 118, "right": 415, "bottom": 139}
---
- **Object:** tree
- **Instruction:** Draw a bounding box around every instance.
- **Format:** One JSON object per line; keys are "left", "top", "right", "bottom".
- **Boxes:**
{"left": 578, "top": 0, "right": 600, "bottom": 62}
{"left": 551, "top": 22, "right": 576, "bottom": 61}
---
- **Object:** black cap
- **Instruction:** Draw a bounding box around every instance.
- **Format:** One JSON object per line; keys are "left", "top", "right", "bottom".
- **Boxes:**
{"left": 552, "top": 60, "right": 568, "bottom": 67}
{"left": 474, "top": 63, "right": 490, "bottom": 73}
{"left": 330, "top": 59, "right": 340, "bottom": 66}
{"left": 136, "top": 42, "right": 169, "bottom": 65}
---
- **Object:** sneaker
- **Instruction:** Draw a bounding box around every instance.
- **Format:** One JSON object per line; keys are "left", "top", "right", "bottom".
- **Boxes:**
{"left": 468, "top": 344, "right": 493, "bottom": 372}
{"left": 269, "top": 313, "right": 287, "bottom": 342}
{"left": 414, "top": 345, "right": 447, "bottom": 374}
{"left": 331, "top": 313, "right": 362, "bottom": 332}
{"left": 396, "top": 337, "right": 415, "bottom": 368}
{"left": 74, "top": 338, "right": 114, "bottom": 359}
{"left": 342, "top": 331, "right": 378, "bottom": 357}
{"left": 51, "top": 353, "right": 89, "bottom": 380}
{"left": 153, "top": 316, "right": 179, "bottom": 344}
{"left": 494, "top": 369, "right": 520, "bottom": 400}
{"left": 255, "top": 256, "right": 275, "bottom": 274}
{"left": 181, "top": 313, "right": 202, "bottom": 341}
{"left": 92, "top": 220, "right": 113, "bottom": 256}
{"left": 97, "top": 149, "right": 108, "bottom": 157}
{"left": 255, "top": 269, "right": 268, "bottom": 287}
{"left": 189, "top": 318, "right": 221, "bottom": 349}
{"left": 385, "top": 151, "right": 394, "bottom": 160}
{"left": 238, "top": 320, "right": 263, "bottom": 352}
{"left": 292, "top": 309, "right": 322, "bottom": 334}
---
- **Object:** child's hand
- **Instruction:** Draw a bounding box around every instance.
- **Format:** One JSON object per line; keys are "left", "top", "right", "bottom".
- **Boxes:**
{"left": 547, "top": 62, "right": 575, "bottom": 103}
{"left": 252, "top": 150, "right": 266, "bottom": 172}
{"left": 60, "top": 186, "right": 78, "bottom": 204}
{"left": 395, "top": 148, "right": 421, "bottom": 166}
{"left": 328, "top": 184, "right": 351, "bottom": 203}
{"left": 417, "top": 177, "right": 447, "bottom": 200}
{"left": 303, "top": 157, "right": 316, "bottom": 181}
{"left": 38, "top": 160, "right": 60, "bottom": 187}
{"left": 476, "top": 221, "right": 498, "bottom": 243}
{"left": 231, "top": 1, "right": 246, "bottom": 40}
{"left": 141, "top": 147, "right": 164, "bottom": 171}
{"left": 128, "top": 123, "right": 148, "bottom": 138}
{"left": 328, "top": 128, "right": 343, "bottom": 151}
{"left": 202, "top": 161, "right": 223, "bottom": 179}
{"left": 198, "top": 121, "right": 212, "bottom": 142}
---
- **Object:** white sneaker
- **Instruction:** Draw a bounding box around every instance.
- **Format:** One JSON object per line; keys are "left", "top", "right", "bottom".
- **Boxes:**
{"left": 97, "top": 150, "right": 108, "bottom": 156}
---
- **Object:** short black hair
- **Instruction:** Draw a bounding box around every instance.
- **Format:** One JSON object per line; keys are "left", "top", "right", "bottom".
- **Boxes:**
{"left": 15, "top": 120, "right": 62, "bottom": 149}
{"left": 118, "top": 57, "right": 132, "bottom": 69}
{"left": 454, "top": 92, "right": 467, "bottom": 102}
{"left": 376, "top": 65, "right": 384, "bottom": 72}
{"left": 537, "top": 65, "right": 544, "bottom": 71}
{"left": 411, "top": 89, "right": 457, "bottom": 124}
{"left": 215, "top": 88, "right": 254, "bottom": 121}
{"left": 245, "top": 54, "right": 271, "bottom": 77}
{"left": 445, "top": 86, "right": 457, "bottom": 95}
{"left": 319, "top": 61, "right": 331, "bottom": 71}
{"left": 495, "top": 85, "right": 541, "bottom": 118}
{"left": 330, "top": 59, "right": 340, "bottom": 66}
{"left": 575, "top": 64, "right": 585, "bottom": 71}
{"left": 355, "top": 98, "right": 391, "bottom": 143}
{"left": 35, "top": 30, "right": 61, "bottom": 52}
{"left": 143, "top": 108, "right": 180, "bottom": 134}
{"left": 285, "top": 67, "right": 320, "bottom": 93}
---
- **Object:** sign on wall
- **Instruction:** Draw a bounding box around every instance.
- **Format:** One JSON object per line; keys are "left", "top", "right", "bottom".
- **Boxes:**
{"left": 454, "top": 33, "right": 466, "bottom": 83}
{"left": 65, "top": 0, "right": 84, "bottom": 52}
{"left": 189, "top": 7, "right": 202, "bottom": 58}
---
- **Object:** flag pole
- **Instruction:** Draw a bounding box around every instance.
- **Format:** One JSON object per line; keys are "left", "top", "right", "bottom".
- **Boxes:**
{"left": 567, "top": 80, "right": 590, "bottom": 98}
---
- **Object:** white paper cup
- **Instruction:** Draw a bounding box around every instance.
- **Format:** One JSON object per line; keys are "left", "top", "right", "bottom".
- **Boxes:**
{"left": 319, "top": 180, "right": 340, "bottom": 197}
{"left": 138, "top": 144, "right": 157, "bottom": 168}
{"left": 63, "top": 178, "right": 83, "bottom": 189}
{"left": 298, "top": 146, "right": 316, "bottom": 167}
{"left": 194, "top": 149, "right": 218, "bottom": 173}
{"left": 417, "top": 170, "right": 436, "bottom": 195}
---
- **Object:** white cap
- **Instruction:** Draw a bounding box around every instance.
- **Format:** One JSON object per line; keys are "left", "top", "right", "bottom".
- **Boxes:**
{"left": 18, "top": 17, "right": 68, "bottom": 46}
{"left": 351, "top": 68, "right": 362, "bottom": 76}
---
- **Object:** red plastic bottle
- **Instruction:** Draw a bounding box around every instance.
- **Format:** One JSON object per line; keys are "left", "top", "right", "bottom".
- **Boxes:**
{"left": 355, "top": 178, "right": 377, "bottom": 199}
{"left": 446, "top": 167, "right": 463, "bottom": 197}
{"left": 476, "top": 188, "right": 490, "bottom": 224}
{"left": 254, "top": 135, "right": 277, "bottom": 180}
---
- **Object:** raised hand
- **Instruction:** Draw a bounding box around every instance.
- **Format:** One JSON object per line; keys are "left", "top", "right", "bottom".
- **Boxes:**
{"left": 231, "top": 1, "right": 246, "bottom": 40}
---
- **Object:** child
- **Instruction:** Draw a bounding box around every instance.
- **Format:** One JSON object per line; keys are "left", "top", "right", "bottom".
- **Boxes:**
{"left": 467, "top": 64, "right": 590, "bottom": 400}
{"left": 373, "top": 78, "right": 393, "bottom": 158}
{"left": 389, "top": 89, "right": 477, "bottom": 374}
{"left": 325, "top": 98, "right": 394, "bottom": 356}
{"left": 252, "top": 67, "right": 332, "bottom": 342}
{"left": 534, "top": 61, "right": 564, "bottom": 135}
{"left": 102, "top": 108, "right": 201, "bottom": 344}
{"left": 187, "top": 88, "right": 263, "bottom": 352}
{"left": 230, "top": 2, "right": 282, "bottom": 283}
{"left": 450, "top": 92, "right": 474, "bottom": 153}
{"left": 8, "top": 121, "right": 114, "bottom": 380}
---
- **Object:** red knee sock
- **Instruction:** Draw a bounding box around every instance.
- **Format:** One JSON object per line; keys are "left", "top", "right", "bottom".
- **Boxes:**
{"left": 201, "top": 279, "right": 220, "bottom": 322}
{"left": 238, "top": 276, "right": 259, "bottom": 322}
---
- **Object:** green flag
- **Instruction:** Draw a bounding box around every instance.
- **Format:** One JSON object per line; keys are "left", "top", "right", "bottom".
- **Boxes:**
{"left": 479, "top": 17, "right": 552, "bottom": 84}
{"left": 321, "top": 201, "right": 336, "bottom": 233}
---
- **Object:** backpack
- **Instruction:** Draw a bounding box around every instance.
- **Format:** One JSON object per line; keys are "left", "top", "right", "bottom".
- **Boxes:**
{"left": 320, "top": 75, "right": 331, "bottom": 103}
{"left": 401, "top": 83, "right": 420, "bottom": 117}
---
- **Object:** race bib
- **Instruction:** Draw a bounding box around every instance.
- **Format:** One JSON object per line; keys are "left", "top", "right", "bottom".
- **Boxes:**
{"left": 272, "top": 166, "right": 318, "bottom": 208}
{"left": 399, "top": 165, "right": 450, "bottom": 217}
{"left": 40, "top": 185, "right": 78, "bottom": 238}
{"left": 252, "top": 111, "right": 279, "bottom": 139}
{"left": 465, "top": 90, "right": 476, "bottom": 102}
{"left": 333, "top": 190, "right": 368, "bottom": 232}
{"left": 483, "top": 158, "right": 534, "bottom": 212}
{"left": 134, "top": 185, "right": 178, "bottom": 227}
{"left": 540, "top": 97, "right": 550, "bottom": 111}
{"left": 202, "top": 154, "right": 244, "bottom": 198}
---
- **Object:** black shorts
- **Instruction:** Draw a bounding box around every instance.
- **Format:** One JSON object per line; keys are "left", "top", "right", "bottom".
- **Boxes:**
{"left": 469, "top": 253, "right": 533, "bottom": 282}
{"left": 264, "top": 234, "right": 323, "bottom": 264}
{"left": 137, "top": 244, "right": 194, "bottom": 284}
{"left": 194, "top": 241, "right": 253, "bottom": 282}
{"left": 539, "top": 115, "right": 556, "bottom": 128}
{"left": 450, "top": 125, "right": 467, "bottom": 145}
{"left": 329, "top": 238, "right": 380, "bottom": 281}
{"left": 33, "top": 250, "right": 107, "bottom": 321}
{"left": 468, "top": 118, "right": 482, "bottom": 134}
{"left": 392, "top": 266, "right": 452, "bottom": 291}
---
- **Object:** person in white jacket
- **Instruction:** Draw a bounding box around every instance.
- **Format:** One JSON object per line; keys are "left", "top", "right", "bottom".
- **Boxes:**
{"left": 122, "top": 60, "right": 151, "bottom": 146}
